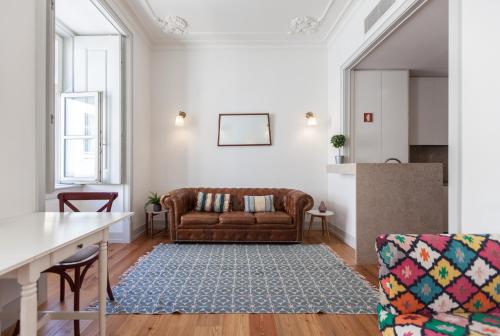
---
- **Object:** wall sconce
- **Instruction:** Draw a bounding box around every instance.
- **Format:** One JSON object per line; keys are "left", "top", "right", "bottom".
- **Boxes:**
{"left": 175, "top": 111, "right": 186, "bottom": 127}
{"left": 305, "top": 112, "right": 317, "bottom": 126}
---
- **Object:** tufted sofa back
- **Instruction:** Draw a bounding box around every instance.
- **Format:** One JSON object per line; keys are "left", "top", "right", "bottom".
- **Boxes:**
{"left": 376, "top": 234, "right": 500, "bottom": 316}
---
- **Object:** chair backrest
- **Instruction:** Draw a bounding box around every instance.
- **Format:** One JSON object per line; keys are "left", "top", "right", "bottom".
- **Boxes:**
{"left": 57, "top": 192, "right": 119, "bottom": 213}
{"left": 376, "top": 233, "right": 499, "bottom": 316}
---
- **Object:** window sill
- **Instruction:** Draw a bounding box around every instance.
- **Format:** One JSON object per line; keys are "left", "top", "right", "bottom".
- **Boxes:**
{"left": 46, "top": 184, "right": 83, "bottom": 200}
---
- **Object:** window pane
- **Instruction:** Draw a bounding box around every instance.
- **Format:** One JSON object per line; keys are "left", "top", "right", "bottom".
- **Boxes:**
{"left": 64, "top": 139, "right": 97, "bottom": 179}
{"left": 64, "top": 96, "right": 97, "bottom": 136}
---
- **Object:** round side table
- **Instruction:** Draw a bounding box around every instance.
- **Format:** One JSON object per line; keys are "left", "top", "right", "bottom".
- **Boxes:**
{"left": 306, "top": 209, "right": 334, "bottom": 241}
{"left": 145, "top": 209, "right": 169, "bottom": 238}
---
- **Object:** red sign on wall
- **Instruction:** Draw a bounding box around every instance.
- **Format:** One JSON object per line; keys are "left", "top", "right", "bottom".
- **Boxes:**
{"left": 364, "top": 113, "right": 374, "bottom": 123}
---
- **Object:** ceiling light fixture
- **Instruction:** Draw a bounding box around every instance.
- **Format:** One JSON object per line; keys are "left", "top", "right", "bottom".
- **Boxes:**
{"left": 144, "top": 0, "right": 189, "bottom": 35}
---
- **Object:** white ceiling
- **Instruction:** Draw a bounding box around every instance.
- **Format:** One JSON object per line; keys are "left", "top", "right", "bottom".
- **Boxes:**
{"left": 127, "top": 0, "right": 351, "bottom": 44}
{"left": 356, "top": 0, "right": 448, "bottom": 76}
{"left": 56, "top": 0, "right": 119, "bottom": 35}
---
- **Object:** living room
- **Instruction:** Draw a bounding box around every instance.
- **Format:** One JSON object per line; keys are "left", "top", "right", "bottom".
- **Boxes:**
{"left": 0, "top": 0, "right": 499, "bottom": 335}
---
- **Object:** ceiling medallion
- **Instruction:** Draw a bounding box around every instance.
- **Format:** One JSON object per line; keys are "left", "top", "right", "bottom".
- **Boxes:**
{"left": 157, "top": 15, "right": 188, "bottom": 35}
{"left": 289, "top": 16, "right": 321, "bottom": 34}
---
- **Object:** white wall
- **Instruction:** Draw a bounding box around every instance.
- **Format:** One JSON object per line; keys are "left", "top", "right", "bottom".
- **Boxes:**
{"left": 151, "top": 47, "right": 328, "bottom": 205}
{"left": 0, "top": 0, "right": 38, "bottom": 330}
{"left": 453, "top": 1, "right": 500, "bottom": 233}
{"left": 130, "top": 32, "right": 152, "bottom": 236}
{"left": 0, "top": 0, "right": 37, "bottom": 219}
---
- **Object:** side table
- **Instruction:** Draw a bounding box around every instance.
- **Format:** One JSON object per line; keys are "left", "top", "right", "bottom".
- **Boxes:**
{"left": 145, "top": 209, "right": 169, "bottom": 238}
{"left": 306, "top": 209, "right": 335, "bottom": 241}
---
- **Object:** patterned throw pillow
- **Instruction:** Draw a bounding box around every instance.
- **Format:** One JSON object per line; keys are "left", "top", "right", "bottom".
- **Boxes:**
{"left": 195, "top": 192, "right": 231, "bottom": 213}
{"left": 244, "top": 195, "right": 275, "bottom": 212}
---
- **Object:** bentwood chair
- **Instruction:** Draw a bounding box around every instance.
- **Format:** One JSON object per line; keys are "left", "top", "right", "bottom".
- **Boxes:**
{"left": 13, "top": 192, "right": 118, "bottom": 336}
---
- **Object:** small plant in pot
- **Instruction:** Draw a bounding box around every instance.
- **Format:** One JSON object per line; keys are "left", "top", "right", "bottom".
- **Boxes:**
{"left": 145, "top": 192, "right": 162, "bottom": 212}
{"left": 330, "top": 134, "right": 346, "bottom": 164}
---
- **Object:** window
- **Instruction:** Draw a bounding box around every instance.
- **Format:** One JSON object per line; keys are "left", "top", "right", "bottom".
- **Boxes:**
{"left": 59, "top": 92, "right": 102, "bottom": 183}
{"left": 50, "top": 33, "right": 123, "bottom": 187}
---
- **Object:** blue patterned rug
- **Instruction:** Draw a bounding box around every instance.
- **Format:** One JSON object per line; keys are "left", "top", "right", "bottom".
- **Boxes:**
{"left": 95, "top": 244, "right": 378, "bottom": 314}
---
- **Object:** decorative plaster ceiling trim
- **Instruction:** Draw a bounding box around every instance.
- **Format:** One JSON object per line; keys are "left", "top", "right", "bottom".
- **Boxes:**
{"left": 141, "top": 0, "right": 338, "bottom": 38}
{"left": 289, "top": 0, "right": 335, "bottom": 34}
{"left": 144, "top": 0, "right": 188, "bottom": 34}
{"left": 152, "top": 40, "right": 328, "bottom": 51}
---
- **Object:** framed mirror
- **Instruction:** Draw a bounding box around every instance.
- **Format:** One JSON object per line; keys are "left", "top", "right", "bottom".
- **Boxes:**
{"left": 218, "top": 113, "right": 272, "bottom": 146}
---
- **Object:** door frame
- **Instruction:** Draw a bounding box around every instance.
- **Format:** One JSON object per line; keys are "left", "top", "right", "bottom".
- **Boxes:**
{"left": 336, "top": 0, "right": 459, "bottom": 233}
{"left": 338, "top": 0, "right": 429, "bottom": 162}
{"left": 36, "top": 0, "right": 136, "bottom": 242}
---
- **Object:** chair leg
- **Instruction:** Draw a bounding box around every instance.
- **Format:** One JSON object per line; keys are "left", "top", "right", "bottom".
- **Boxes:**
{"left": 73, "top": 266, "right": 81, "bottom": 336}
{"left": 107, "top": 275, "right": 114, "bottom": 301}
{"left": 60, "top": 274, "right": 65, "bottom": 302}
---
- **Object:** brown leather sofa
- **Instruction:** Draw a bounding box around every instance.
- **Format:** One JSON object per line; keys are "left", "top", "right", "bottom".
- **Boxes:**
{"left": 160, "top": 188, "right": 314, "bottom": 243}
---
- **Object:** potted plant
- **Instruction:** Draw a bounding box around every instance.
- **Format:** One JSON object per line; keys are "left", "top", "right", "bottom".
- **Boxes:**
{"left": 145, "top": 192, "right": 162, "bottom": 212}
{"left": 330, "top": 134, "right": 346, "bottom": 164}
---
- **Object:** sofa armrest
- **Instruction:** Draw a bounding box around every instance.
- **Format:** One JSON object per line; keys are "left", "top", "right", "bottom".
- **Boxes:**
{"left": 161, "top": 188, "right": 195, "bottom": 229}
{"left": 283, "top": 190, "right": 314, "bottom": 226}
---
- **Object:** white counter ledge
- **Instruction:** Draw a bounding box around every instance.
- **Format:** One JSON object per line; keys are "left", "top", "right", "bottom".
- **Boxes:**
{"left": 326, "top": 163, "right": 356, "bottom": 175}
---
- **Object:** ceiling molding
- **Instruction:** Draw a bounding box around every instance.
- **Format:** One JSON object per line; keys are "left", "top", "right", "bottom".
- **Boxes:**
{"left": 151, "top": 39, "right": 328, "bottom": 51}
{"left": 130, "top": 0, "right": 354, "bottom": 46}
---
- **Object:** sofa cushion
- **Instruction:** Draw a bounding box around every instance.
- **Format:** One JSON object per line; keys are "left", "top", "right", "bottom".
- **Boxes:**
{"left": 244, "top": 195, "right": 275, "bottom": 212}
{"left": 254, "top": 211, "right": 292, "bottom": 225}
{"left": 195, "top": 192, "right": 231, "bottom": 213}
{"left": 219, "top": 212, "right": 255, "bottom": 225}
{"left": 378, "top": 304, "right": 500, "bottom": 336}
{"left": 181, "top": 211, "right": 219, "bottom": 225}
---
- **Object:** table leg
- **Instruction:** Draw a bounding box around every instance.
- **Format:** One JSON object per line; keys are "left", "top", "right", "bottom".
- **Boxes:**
{"left": 323, "top": 217, "right": 331, "bottom": 241}
{"left": 17, "top": 267, "right": 39, "bottom": 336}
{"left": 98, "top": 240, "right": 108, "bottom": 336}
{"left": 308, "top": 215, "right": 314, "bottom": 233}
{"left": 145, "top": 211, "right": 149, "bottom": 238}
{"left": 149, "top": 213, "right": 154, "bottom": 238}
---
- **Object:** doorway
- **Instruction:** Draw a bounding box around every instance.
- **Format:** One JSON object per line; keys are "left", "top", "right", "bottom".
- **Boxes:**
{"left": 342, "top": 0, "right": 449, "bottom": 232}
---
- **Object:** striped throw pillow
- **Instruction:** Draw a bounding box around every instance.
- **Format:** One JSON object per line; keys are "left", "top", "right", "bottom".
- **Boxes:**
{"left": 195, "top": 192, "right": 231, "bottom": 213}
{"left": 244, "top": 195, "right": 275, "bottom": 212}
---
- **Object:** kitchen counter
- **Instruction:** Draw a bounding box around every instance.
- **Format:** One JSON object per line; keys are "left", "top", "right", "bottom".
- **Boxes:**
{"left": 327, "top": 163, "right": 445, "bottom": 264}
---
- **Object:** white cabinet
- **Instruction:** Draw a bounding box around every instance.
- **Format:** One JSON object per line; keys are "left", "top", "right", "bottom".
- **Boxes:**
{"left": 409, "top": 77, "right": 448, "bottom": 145}
{"left": 353, "top": 70, "right": 409, "bottom": 163}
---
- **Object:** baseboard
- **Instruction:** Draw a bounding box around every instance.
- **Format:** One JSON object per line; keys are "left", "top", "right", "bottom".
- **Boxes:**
{"left": 329, "top": 225, "right": 356, "bottom": 249}
{"left": 131, "top": 225, "right": 146, "bottom": 241}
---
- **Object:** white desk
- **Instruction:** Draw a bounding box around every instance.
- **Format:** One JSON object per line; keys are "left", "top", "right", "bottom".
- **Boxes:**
{"left": 0, "top": 212, "right": 133, "bottom": 336}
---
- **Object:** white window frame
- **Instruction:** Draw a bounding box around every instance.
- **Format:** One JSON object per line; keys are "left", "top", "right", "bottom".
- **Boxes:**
{"left": 59, "top": 91, "right": 103, "bottom": 184}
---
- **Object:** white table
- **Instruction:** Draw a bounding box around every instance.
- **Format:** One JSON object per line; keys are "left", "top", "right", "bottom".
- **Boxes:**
{"left": 0, "top": 212, "right": 133, "bottom": 336}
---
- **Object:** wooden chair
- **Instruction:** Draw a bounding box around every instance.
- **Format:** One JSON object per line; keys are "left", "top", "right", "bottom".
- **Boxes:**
{"left": 13, "top": 192, "right": 118, "bottom": 336}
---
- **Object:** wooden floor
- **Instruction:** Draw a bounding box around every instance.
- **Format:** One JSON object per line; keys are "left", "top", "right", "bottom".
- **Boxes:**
{"left": 5, "top": 231, "right": 379, "bottom": 336}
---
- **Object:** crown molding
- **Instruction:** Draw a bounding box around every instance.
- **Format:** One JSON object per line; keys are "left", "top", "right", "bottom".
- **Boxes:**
{"left": 152, "top": 39, "right": 328, "bottom": 51}
{"left": 323, "top": 0, "right": 357, "bottom": 45}
{"left": 131, "top": 0, "right": 358, "bottom": 47}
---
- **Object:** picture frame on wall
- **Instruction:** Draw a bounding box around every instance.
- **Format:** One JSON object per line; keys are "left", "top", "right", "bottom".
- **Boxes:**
{"left": 217, "top": 113, "right": 272, "bottom": 146}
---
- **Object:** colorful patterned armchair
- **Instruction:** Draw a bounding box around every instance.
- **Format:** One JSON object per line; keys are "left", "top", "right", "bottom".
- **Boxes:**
{"left": 376, "top": 234, "right": 499, "bottom": 336}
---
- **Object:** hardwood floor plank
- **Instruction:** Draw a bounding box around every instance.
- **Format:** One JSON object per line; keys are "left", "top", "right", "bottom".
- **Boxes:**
{"left": 2, "top": 231, "right": 379, "bottom": 336}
